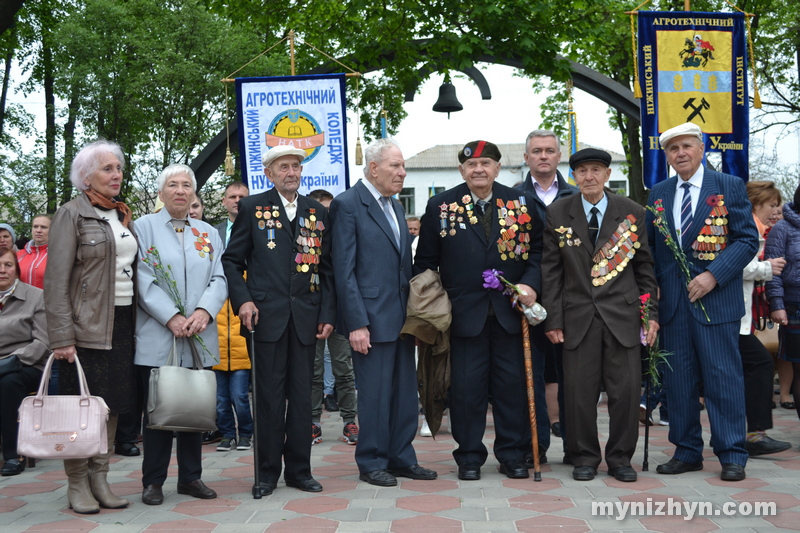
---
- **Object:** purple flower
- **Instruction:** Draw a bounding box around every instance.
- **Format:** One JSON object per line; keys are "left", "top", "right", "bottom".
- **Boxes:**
{"left": 482, "top": 269, "right": 504, "bottom": 291}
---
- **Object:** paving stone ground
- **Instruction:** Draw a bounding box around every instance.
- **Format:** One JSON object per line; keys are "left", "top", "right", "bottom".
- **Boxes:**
{"left": 3, "top": 395, "right": 800, "bottom": 532}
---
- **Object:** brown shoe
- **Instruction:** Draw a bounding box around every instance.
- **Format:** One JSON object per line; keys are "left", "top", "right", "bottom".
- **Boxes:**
{"left": 177, "top": 479, "right": 217, "bottom": 499}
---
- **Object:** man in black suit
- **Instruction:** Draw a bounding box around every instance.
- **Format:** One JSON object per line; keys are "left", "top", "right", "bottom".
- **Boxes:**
{"left": 515, "top": 129, "right": 578, "bottom": 463}
{"left": 222, "top": 145, "right": 335, "bottom": 496}
{"left": 415, "top": 140, "right": 543, "bottom": 481}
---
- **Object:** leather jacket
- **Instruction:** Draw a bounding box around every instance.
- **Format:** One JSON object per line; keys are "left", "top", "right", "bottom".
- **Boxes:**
{"left": 44, "top": 193, "right": 138, "bottom": 350}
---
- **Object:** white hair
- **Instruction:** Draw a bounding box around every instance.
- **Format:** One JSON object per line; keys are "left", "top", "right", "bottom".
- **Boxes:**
{"left": 156, "top": 163, "right": 197, "bottom": 192}
{"left": 363, "top": 138, "right": 401, "bottom": 178}
{"left": 70, "top": 140, "right": 126, "bottom": 191}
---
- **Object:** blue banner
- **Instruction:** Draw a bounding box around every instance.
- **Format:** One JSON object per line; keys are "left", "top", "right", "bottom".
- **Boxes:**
{"left": 638, "top": 12, "right": 749, "bottom": 188}
{"left": 235, "top": 73, "right": 350, "bottom": 195}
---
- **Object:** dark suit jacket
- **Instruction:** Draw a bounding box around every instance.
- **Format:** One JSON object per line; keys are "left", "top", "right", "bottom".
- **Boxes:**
{"left": 542, "top": 192, "right": 658, "bottom": 350}
{"left": 515, "top": 170, "right": 578, "bottom": 226}
{"left": 414, "top": 182, "right": 543, "bottom": 337}
{"left": 647, "top": 167, "right": 758, "bottom": 326}
{"left": 222, "top": 187, "right": 335, "bottom": 344}
{"left": 330, "top": 180, "right": 412, "bottom": 342}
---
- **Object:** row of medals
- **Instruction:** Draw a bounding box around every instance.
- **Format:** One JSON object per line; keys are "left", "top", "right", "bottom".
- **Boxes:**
{"left": 496, "top": 198, "right": 533, "bottom": 261}
{"left": 439, "top": 195, "right": 478, "bottom": 237}
{"left": 296, "top": 211, "right": 323, "bottom": 292}
{"left": 590, "top": 215, "right": 641, "bottom": 287}
{"left": 192, "top": 227, "right": 214, "bottom": 259}
{"left": 691, "top": 200, "right": 729, "bottom": 261}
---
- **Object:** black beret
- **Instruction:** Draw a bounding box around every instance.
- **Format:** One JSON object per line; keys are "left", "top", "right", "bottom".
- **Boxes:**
{"left": 458, "top": 140, "right": 501, "bottom": 164}
{"left": 569, "top": 148, "right": 611, "bottom": 170}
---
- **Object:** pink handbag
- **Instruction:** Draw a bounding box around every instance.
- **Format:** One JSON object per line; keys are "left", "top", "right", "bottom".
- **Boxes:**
{"left": 17, "top": 353, "right": 110, "bottom": 459}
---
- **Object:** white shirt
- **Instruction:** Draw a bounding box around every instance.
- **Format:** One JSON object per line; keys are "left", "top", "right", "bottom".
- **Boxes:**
{"left": 362, "top": 178, "right": 400, "bottom": 232}
{"left": 278, "top": 190, "right": 298, "bottom": 221}
{"left": 672, "top": 166, "right": 704, "bottom": 245}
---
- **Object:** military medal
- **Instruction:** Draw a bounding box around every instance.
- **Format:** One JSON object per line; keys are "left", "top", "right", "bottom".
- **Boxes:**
{"left": 255, "top": 206, "right": 263, "bottom": 219}
{"left": 191, "top": 227, "right": 214, "bottom": 260}
{"left": 267, "top": 228, "right": 276, "bottom": 249}
{"left": 258, "top": 220, "right": 265, "bottom": 230}
{"left": 590, "top": 215, "right": 639, "bottom": 285}
{"left": 691, "top": 195, "right": 729, "bottom": 260}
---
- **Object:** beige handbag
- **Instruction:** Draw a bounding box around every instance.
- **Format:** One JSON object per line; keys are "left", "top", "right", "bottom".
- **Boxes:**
{"left": 17, "top": 353, "right": 110, "bottom": 459}
{"left": 147, "top": 338, "right": 217, "bottom": 432}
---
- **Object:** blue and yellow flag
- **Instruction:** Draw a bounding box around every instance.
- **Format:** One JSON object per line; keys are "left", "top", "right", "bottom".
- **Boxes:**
{"left": 638, "top": 12, "right": 749, "bottom": 187}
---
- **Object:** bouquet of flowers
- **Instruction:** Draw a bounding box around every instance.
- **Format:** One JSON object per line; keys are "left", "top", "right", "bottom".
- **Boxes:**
{"left": 640, "top": 293, "right": 671, "bottom": 387}
{"left": 141, "top": 246, "right": 215, "bottom": 360}
{"left": 646, "top": 199, "right": 710, "bottom": 322}
{"left": 482, "top": 269, "right": 546, "bottom": 325}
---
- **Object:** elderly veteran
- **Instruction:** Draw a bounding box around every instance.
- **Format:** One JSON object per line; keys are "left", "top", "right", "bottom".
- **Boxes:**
{"left": 135, "top": 163, "right": 227, "bottom": 505}
{"left": 542, "top": 148, "right": 658, "bottom": 482}
{"left": 45, "top": 139, "right": 138, "bottom": 513}
{"left": 414, "top": 140, "right": 543, "bottom": 481}
{"left": 647, "top": 122, "right": 758, "bottom": 482}
{"left": 223, "top": 145, "right": 335, "bottom": 496}
{"left": 0, "top": 246, "right": 49, "bottom": 477}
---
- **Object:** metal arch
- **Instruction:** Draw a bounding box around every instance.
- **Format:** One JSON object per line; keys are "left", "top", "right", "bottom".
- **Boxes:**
{"left": 191, "top": 41, "right": 639, "bottom": 189}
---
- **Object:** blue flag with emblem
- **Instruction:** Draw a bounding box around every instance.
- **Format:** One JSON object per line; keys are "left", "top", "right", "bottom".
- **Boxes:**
{"left": 637, "top": 11, "right": 749, "bottom": 188}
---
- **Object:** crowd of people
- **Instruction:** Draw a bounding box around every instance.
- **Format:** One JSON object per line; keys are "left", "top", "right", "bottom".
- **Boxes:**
{"left": 0, "top": 124, "right": 797, "bottom": 509}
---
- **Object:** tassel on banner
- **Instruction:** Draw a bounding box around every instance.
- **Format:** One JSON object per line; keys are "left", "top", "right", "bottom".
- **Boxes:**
{"left": 224, "top": 148, "right": 235, "bottom": 176}
{"left": 355, "top": 138, "right": 363, "bottom": 165}
{"left": 630, "top": 12, "right": 642, "bottom": 99}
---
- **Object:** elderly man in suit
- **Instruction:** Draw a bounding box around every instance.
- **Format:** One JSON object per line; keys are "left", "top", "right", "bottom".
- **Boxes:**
{"left": 647, "top": 122, "right": 759, "bottom": 482}
{"left": 542, "top": 148, "right": 658, "bottom": 482}
{"left": 415, "top": 140, "right": 543, "bottom": 481}
{"left": 330, "top": 138, "right": 437, "bottom": 487}
{"left": 222, "top": 145, "right": 335, "bottom": 496}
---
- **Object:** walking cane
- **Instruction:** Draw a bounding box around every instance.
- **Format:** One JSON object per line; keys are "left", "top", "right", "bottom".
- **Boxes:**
{"left": 248, "top": 312, "right": 262, "bottom": 499}
{"left": 642, "top": 374, "right": 651, "bottom": 472}
{"left": 521, "top": 316, "right": 542, "bottom": 481}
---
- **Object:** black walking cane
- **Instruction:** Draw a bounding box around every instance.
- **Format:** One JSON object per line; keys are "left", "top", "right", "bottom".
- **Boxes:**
{"left": 248, "top": 312, "right": 262, "bottom": 499}
{"left": 642, "top": 374, "right": 651, "bottom": 472}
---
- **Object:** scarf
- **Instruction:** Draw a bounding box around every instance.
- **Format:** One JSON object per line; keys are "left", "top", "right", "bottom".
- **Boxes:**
{"left": 0, "top": 278, "right": 19, "bottom": 310}
{"left": 84, "top": 188, "right": 132, "bottom": 228}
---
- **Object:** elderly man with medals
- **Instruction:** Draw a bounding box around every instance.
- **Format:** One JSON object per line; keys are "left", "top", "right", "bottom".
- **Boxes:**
{"left": 414, "top": 140, "right": 543, "bottom": 481}
{"left": 223, "top": 145, "right": 335, "bottom": 496}
{"left": 541, "top": 148, "right": 658, "bottom": 482}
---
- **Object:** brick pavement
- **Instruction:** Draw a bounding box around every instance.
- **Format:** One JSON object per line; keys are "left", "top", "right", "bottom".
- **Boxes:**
{"left": 2, "top": 396, "right": 800, "bottom": 532}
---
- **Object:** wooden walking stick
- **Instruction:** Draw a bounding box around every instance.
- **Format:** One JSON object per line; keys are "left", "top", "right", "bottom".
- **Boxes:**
{"left": 521, "top": 316, "right": 542, "bottom": 482}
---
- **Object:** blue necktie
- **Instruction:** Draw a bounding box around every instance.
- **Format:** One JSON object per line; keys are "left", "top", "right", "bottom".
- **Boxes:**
{"left": 380, "top": 196, "right": 401, "bottom": 247}
{"left": 680, "top": 182, "right": 693, "bottom": 245}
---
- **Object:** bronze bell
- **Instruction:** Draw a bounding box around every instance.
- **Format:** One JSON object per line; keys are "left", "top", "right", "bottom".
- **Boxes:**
{"left": 432, "top": 80, "right": 463, "bottom": 119}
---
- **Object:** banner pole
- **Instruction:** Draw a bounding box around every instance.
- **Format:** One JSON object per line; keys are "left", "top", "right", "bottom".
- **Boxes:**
{"left": 289, "top": 29, "right": 296, "bottom": 76}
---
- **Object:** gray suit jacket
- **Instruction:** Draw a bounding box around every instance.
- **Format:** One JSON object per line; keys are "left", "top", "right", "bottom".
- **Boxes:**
{"left": 330, "top": 180, "right": 412, "bottom": 342}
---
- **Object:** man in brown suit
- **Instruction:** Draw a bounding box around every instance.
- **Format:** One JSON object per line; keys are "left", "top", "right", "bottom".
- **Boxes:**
{"left": 541, "top": 148, "right": 659, "bottom": 482}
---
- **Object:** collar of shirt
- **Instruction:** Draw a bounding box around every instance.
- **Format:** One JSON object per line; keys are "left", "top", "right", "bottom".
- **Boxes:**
{"left": 532, "top": 176, "right": 559, "bottom": 205}
{"left": 278, "top": 190, "right": 299, "bottom": 221}
{"left": 361, "top": 177, "right": 385, "bottom": 203}
{"left": 581, "top": 192, "right": 608, "bottom": 221}
{"left": 471, "top": 191, "right": 494, "bottom": 204}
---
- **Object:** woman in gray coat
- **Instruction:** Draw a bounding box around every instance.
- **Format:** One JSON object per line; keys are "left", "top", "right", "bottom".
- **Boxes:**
{"left": 44, "top": 139, "right": 138, "bottom": 513}
{"left": 135, "top": 164, "right": 226, "bottom": 506}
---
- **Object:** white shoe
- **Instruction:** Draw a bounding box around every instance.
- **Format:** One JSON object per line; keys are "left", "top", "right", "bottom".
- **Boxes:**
{"left": 420, "top": 419, "right": 432, "bottom": 437}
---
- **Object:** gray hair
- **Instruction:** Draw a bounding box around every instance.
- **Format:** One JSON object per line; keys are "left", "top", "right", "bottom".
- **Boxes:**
{"left": 525, "top": 129, "right": 561, "bottom": 151}
{"left": 70, "top": 140, "right": 126, "bottom": 191}
{"left": 156, "top": 163, "right": 197, "bottom": 192}
{"left": 363, "top": 138, "right": 401, "bottom": 178}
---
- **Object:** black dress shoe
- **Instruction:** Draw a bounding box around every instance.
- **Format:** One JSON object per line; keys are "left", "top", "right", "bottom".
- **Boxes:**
{"left": 551, "top": 422, "right": 561, "bottom": 438}
{"left": 1, "top": 459, "right": 25, "bottom": 476}
{"left": 746, "top": 436, "right": 792, "bottom": 456}
{"left": 608, "top": 466, "right": 638, "bottom": 482}
{"left": 389, "top": 464, "right": 437, "bottom": 480}
{"left": 572, "top": 466, "right": 598, "bottom": 481}
{"left": 177, "top": 479, "right": 217, "bottom": 499}
{"left": 563, "top": 454, "right": 573, "bottom": 465}
{"left": 359, "top": 469, "right": 397, "bottom": 486}
{"left": 142, "top": 484, "right": 164, "bottom": 505}
{"left": 286, "top": 477, "right": 323, "bottom": 492}
{"left": 457, "top": 465, "right": 481, "bottom": 480}
{"left": 498, "top": 461, "right": 529, "bottom": 479}
{"left": 256, "top": 481, "right": 276, "bottom": 496}
{"left": 656, "top": 458, "right": 703, "bottom": 475}
{"left": 323, "top": 395, "right": 340, "bottom": 412}
{"left": 721, "top": 463, "right": 746, "bottom": 481}
{"left": 115, "top": 442, "right": 140, "bottom": 456}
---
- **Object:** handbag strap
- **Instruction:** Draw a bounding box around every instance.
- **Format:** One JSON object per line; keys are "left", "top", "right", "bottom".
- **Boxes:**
{"left": 188, "top": 338, "right": 203, "bottom": 370}
{"left": 165, "top": 337, "right": 179, "bottom": 367}
{"left": 35, "top": 352, "right": 91, "bottom": 400}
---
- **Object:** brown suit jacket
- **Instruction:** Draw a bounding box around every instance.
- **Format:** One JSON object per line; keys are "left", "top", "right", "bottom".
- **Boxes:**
{"left": 542, "top": 193, "right": 658, "bottom": 350}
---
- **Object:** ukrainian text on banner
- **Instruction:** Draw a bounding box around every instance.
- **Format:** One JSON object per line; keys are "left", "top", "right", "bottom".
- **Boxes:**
{"left": 236, "top": 74, "right": 350, "bottom": 195}
{"left": 638, "top": 11, "right": 749, "bottom": 188}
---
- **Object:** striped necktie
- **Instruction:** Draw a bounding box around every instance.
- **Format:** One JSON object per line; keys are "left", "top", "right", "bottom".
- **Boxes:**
{"left": 680, "top": 182, "right": 693, "bottom": 245}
